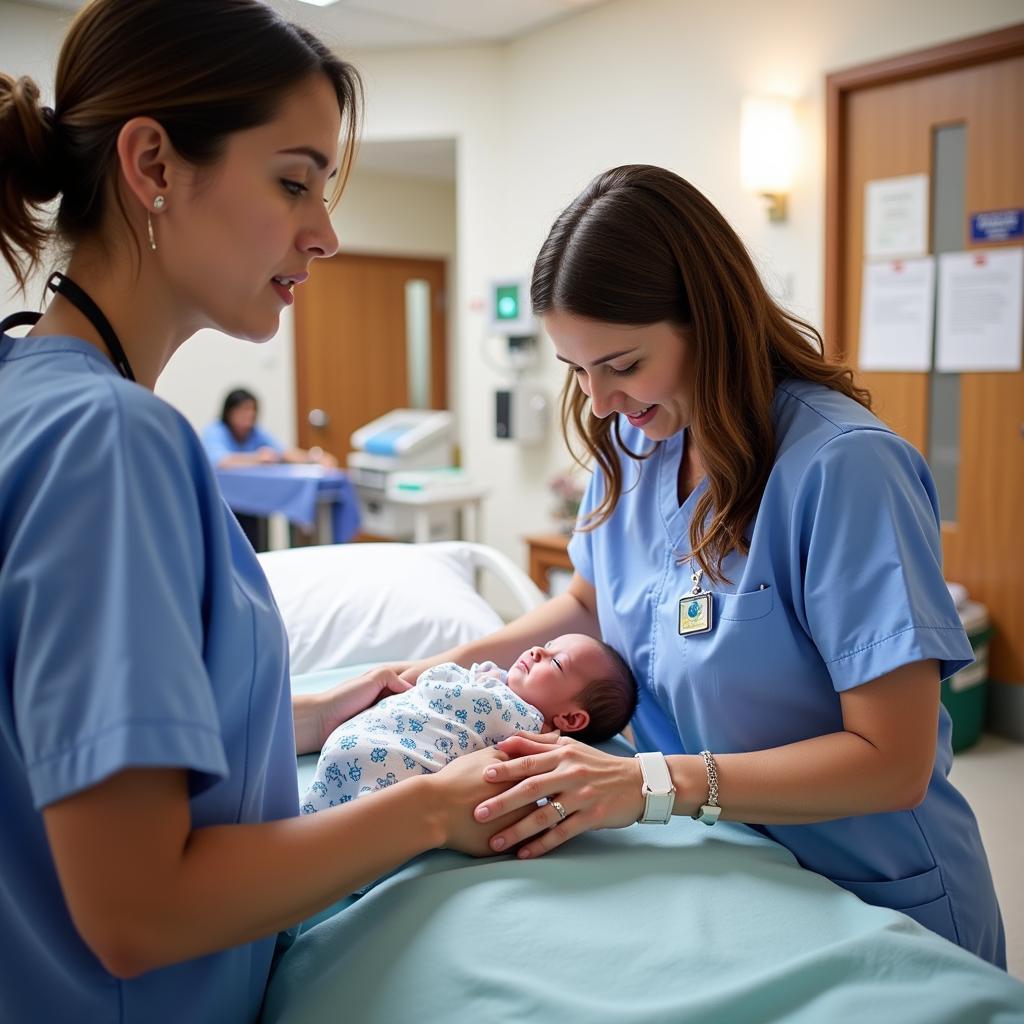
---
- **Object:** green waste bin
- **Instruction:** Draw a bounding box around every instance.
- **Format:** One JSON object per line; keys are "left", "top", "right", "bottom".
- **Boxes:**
{"left": 941, "top": 600, "right": 992, "bottom": 753}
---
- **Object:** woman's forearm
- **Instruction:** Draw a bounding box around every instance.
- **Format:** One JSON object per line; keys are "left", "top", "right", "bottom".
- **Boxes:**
{"left": 292, "top": 691, "right": 326, "bottom": 755}
{"left": 168, "top": 778, "right": 445, "bottom": 963}
{"left": 669, "top": 730, "right": 930, "bottom": 825}
{"left": 668, "top": 661, "right": 940, "bottom": 825}
{"left": 447, "top": 587, "right": 600, "bottom": 669}
{"left": 217, "top": 452, "right": 265, "bottom": 467}
{"left": 50, "top": 769, "right": 447, "bottom": 980}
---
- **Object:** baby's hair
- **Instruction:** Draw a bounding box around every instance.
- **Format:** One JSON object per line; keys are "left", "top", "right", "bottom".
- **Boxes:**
{"left": 574, "top": 641, "right": 638, "bottom": 743}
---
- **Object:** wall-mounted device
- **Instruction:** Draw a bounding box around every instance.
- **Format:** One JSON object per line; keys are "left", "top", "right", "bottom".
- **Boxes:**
{"left": 495, "top": 385, "right": 548, "bottom": 444}
{"left": 487, "top": 277, "right": 546, "bottom": 444}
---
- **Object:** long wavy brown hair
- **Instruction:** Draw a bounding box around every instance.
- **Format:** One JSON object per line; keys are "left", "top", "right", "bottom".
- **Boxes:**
{"left": 531, "top": 164, "right": 871, "bottom": 584}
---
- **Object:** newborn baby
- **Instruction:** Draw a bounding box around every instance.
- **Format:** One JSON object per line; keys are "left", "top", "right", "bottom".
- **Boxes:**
{"left": 301, "top": 633, "right": 637, "bottom": 812}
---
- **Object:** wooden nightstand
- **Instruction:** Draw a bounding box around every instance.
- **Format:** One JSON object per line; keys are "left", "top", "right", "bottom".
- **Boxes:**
{"left": 524, "top": 532, "right": 573, "bottom": 593}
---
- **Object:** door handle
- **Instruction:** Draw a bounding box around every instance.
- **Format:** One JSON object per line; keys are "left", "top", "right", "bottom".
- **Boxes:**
{"left": 308, "top": 408, "right": 329, "bottom": 429}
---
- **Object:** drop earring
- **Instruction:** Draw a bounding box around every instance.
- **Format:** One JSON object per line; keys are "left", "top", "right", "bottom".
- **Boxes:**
{"left": 147, "top": 195, "right": 166, "bottom": 252}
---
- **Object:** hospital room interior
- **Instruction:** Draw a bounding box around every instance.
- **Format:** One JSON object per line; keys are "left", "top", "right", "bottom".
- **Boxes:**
{"left": 3, "top": 0, "right": 1024, "bottom": 1014}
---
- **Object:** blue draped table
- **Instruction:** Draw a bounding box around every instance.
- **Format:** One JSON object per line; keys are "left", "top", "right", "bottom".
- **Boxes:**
{"left": 214, "top": 465, "right": 361, "bottom": 543}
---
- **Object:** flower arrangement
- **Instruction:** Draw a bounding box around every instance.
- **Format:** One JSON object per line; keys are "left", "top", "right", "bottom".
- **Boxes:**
{"left": 549, "top": 470, "right": 585, "bottom": 534}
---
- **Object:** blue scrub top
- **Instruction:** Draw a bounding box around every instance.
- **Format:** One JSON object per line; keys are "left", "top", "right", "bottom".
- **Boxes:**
{"left": 0, "top": 333, "right": 299, "bottom": 1021}
{"left": 201, "top": 420, "right": 284, "bottom": 467}
{"left": 570, "top": 379, "right": 1005, "bottom": 967}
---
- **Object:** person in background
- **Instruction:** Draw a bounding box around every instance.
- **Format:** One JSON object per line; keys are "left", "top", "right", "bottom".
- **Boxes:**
{"left": 202, "top": 387, "right": 337, "bottom": 469}
{"left": 202, "top": 387, "right": 338, "bottom": 550}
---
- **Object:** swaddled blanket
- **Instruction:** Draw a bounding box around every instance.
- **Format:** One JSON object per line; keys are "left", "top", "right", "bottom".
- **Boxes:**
{"left": 301, "top": 662, "right": 542, "bottom": 811}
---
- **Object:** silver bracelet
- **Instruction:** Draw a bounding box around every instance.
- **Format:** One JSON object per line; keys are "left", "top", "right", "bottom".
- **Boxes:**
{"left": 692, "top": 749, "right": 721, "bottom": 826}
{"left": 701, "top": 749, "right": 719, "bottom": 805}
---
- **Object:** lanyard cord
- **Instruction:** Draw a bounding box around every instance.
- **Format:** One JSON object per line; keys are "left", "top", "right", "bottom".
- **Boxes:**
{"left": 45, "top": 272, "right": 136, "bottom": 382}
{"left": 0, "top": 275, "right": 137, "bottom": 384}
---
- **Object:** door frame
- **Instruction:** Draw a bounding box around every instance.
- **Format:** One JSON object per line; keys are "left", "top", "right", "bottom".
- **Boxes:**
{"left": 824, "top": 22, "right": 1024, "bottom": 360}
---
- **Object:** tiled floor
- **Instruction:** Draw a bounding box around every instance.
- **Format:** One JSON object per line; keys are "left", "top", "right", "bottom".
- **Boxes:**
{"left": 948, "top": 733, "right": 1024, "bottom": 978}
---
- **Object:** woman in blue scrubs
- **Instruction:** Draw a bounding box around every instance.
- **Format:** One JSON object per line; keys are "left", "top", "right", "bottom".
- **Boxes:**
{"left": 385, "top": 165, "right": 1005, "bottom": 966}
{"left": 0, "top": 3, "right": 505, "bottom": 1021}
{"left": 201, "top": 388, "right": 337, "bottom": 469}
{"left": 201, "top": 388, "right": 337, "bottom": 551}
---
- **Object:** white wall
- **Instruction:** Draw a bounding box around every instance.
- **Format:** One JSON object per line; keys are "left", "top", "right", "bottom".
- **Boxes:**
{"left": 349, "top": 0, "right": 1023, "bottom": 565}
{"left": 3, "top": 0, "right": 1022, "bottom": 566}
{"left": 333, "top": 166, "right": 455, "bottom": 260}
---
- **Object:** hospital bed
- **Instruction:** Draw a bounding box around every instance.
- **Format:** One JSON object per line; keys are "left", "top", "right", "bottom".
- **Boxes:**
{"left": 256, "top": 542, "right": 1024, "bottom": 1024}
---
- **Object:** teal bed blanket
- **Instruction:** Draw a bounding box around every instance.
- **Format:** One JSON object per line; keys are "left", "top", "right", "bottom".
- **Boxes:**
{"left": 265, "top": 668, "right": 1024, "bottom": 1023}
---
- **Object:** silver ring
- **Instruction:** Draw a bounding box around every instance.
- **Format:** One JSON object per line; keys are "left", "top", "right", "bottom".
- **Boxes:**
{"left": 550, "top": 800, "right": 567, "bottom": 821}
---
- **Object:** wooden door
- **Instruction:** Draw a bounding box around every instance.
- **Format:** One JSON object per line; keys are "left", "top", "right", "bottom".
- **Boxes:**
{"left": 826, "top": 26, "right": 1024, "bottom": 687}
{"left": 294, "top": 253, "right": 448, "bottom": 463}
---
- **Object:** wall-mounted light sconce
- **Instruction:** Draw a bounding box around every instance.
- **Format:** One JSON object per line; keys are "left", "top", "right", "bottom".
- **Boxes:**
{"left": 740, "top": 96, "right": 798, "bottom": 223}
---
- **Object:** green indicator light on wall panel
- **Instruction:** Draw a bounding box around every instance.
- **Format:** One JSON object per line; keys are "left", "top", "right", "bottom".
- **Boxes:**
{"left": 496, "top": 285, "right": 520, "bottom": 320}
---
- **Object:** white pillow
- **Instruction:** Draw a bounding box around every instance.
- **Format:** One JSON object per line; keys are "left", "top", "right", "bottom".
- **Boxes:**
{"left": 257, "top": 543, "right": 504, "bottom": 675}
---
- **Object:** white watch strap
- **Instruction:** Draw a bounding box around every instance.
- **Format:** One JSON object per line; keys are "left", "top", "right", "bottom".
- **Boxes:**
{"left": 635, "top": 752, "right": 675, "bottom": 824}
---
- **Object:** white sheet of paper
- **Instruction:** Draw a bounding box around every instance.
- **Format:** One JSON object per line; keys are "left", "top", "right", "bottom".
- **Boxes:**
{"left": 865, "top": 174, "right": 929, "bottom": 259}
{"left": 936, "top": 248, "right": 1023, "bottom": 372}
{"left": 858, "top": 257, "right": 935, "bottom": 371}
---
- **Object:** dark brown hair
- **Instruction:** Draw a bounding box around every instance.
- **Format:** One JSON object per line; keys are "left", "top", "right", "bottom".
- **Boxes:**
{"left": 0, "top": 0, "right": 362, "bottom": 291}
{"left": 575, "top": 640, "right": 638, "bottom": 743}
{"left": 531, "top": 165, "right": 871, "bottom": 584}
{"left": 221, "top": 388, "right": 259, "bottom": 426}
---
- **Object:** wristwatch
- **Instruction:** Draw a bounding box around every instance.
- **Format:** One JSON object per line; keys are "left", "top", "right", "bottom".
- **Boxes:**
{"left": 634, "top": 752, "right": 675, "bottom": 824}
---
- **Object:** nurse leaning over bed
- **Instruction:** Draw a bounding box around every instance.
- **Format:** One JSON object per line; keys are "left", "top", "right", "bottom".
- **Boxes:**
{"left": 368, "top": 164, "right": 1007, "bottom": 968}
{"left": 0, "top": 3, "right": 519, "bottom": 1021}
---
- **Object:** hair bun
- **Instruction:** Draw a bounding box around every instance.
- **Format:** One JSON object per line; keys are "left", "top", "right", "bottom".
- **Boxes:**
{"left": 0, "top": 73, "right": 64, "bottom": 202}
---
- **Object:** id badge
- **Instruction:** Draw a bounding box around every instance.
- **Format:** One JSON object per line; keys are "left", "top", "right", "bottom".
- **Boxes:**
{"left": 678, "top": 592, "right": 713, "bottom": 636}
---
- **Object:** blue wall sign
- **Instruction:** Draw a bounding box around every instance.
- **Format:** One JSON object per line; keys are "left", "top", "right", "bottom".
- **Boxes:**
{"left": 970, "top": 209, "right": 1023, "bottom": 242}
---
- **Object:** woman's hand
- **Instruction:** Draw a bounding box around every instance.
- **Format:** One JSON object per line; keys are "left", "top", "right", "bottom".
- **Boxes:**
{"left": 293, "top": 666, "right": 414, "bottom": 754}
{"left": 426, "top": 747, "right": 530, "bottom": 857}
{"left": 472, "top": 734, "right": 646, "bottom": 859}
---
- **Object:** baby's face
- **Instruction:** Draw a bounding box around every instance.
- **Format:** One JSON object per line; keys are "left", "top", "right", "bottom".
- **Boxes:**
{"left": 506, "top": 633, "right": 608, "bottom": 729}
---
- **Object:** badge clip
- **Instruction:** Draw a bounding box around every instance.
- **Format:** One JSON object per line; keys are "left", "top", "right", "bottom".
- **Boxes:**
{"left": 678, "top": 565, "right": 713, "bottom": 636}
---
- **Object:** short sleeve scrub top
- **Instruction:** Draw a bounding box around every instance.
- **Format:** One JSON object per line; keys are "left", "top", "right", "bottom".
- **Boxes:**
{"left": 0, "top": 332, "right": 299, "bottom": 1022}
{"left": 569, "top": 379, "right": 1005, "bottom": 967}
